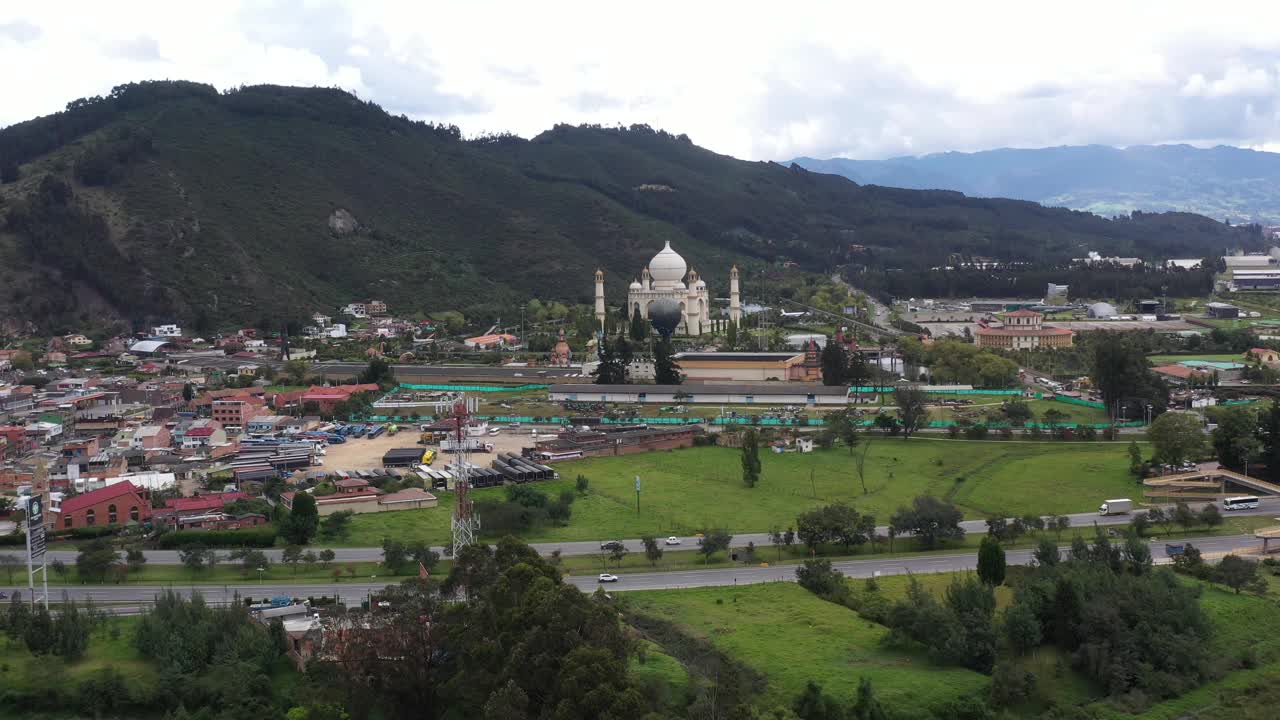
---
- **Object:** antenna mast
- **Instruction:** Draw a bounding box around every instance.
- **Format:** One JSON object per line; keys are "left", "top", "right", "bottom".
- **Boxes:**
{"left": 450, "top": 394, "right": 479, "bottom": 551}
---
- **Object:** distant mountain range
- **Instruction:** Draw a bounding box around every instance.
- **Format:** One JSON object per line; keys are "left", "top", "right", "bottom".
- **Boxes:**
{"left": 788, "top": 144, "right": 1280, "bottom": 224}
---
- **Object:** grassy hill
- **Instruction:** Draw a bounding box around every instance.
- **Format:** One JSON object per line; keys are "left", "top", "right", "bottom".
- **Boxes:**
{"left": 0, "top": 81, "right": 1262, "bottom": 332}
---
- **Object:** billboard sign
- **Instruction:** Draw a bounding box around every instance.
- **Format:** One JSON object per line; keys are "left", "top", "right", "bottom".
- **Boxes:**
{"left": 26, "top": 496, "right": 46, "bottom": 564}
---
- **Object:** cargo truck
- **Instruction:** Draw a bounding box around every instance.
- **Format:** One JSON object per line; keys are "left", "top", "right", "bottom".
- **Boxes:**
{"left": 1098, "top": 498, "right": 1133, "bottom": 515}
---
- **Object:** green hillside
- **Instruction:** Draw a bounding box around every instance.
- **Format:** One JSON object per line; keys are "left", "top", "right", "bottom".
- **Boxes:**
{"left": 0, "top": 82, "right": 1262, "bottom": 332}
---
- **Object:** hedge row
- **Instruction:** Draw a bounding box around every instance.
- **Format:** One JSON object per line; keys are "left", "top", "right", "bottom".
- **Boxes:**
{"left": 0, "top": 533, "right": 26, "bottom": 546}
{"left": 156, "top": 527, "right": 278, "bottom": 549}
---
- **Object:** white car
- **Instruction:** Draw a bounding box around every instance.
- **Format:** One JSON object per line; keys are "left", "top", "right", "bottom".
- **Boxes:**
{"left": 598, "top": 573, "right": 619, "bottom": 583}
{"left": 665, "top": 536, "right": 682, "bottom": 545}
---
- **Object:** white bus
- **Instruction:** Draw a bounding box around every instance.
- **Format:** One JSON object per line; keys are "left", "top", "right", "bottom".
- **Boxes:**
{"left": 1223, "top": 496, "right": 1260, "bottom": 511}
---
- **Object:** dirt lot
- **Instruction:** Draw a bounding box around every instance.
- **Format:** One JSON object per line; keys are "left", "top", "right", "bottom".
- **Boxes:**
{"left": 321, "top": 426, "right": 542, "bottom": 471}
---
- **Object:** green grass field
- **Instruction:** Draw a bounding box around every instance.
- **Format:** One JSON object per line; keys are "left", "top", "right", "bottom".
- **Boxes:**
{"left": 343, "top": 441, "right": 1142, "bottom": 546}
{"left": 626, "top": 582, "right": 988, "bottom": 714}
{"left": 1146, "top": 354, "right": 1245, "bottom": 365}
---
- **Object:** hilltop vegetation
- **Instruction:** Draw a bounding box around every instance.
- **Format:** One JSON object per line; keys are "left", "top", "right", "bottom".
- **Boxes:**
{"left": 0, "top": 81, "right": 1261, "bottom": 332}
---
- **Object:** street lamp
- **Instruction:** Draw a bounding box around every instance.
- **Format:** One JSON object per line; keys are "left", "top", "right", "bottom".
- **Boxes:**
{"left": 257, "top": 566, "right": 265, "bottom": 585}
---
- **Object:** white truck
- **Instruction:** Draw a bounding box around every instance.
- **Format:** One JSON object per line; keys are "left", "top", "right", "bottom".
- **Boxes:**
{"left": 441, "top": 437, "right": 495, "bottom": 453}
{"left": 1098, "top": 498, "right": 1133, "bottom": 515}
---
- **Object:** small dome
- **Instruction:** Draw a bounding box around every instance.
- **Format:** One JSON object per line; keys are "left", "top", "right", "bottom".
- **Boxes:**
{"left": 674, "top": 282, "right": 686, "bottom": 291}
{"left": 629, "top": 280, "right": 643, "bottom": 290}
{"left": 695, "top": 279, "right": 707, "bottom": 288}
{"left": 648, "top": 241, "right": 687, "bottom": 283}
{"left": 1087, "top": 302, "right": 1118, "bottom": 318}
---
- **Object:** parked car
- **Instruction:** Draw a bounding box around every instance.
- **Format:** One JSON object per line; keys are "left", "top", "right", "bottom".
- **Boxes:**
{"left": 665, "top": 536, "right": 682, "bottom": 545}
{"left": 600, "top": 540, "right": 623, "bottom": 550}
{"left": 598, "top": 573, "right": 619, "bottom": 583}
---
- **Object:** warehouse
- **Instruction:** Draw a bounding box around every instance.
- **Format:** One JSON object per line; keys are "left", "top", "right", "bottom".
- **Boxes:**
{"left": 548, "top": 383, "right": 850, "bottom": 406}
{"left": 670, "top": 351, "right": 818, "bottom": 382}
{"left": 382, "top": 447, "right": 427, "bottom": 468}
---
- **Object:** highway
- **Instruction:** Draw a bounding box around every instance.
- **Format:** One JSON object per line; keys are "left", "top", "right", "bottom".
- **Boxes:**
{"left": 42, "top": 499, "right": 1280, "bottom": 566}
{"left": 19, "top": 534, "right": 1256, "bottom": 611}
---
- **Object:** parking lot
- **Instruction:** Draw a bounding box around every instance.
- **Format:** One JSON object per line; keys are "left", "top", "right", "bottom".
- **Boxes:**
{"left": 321, "top": 425, "right": 544, "bottom": 471}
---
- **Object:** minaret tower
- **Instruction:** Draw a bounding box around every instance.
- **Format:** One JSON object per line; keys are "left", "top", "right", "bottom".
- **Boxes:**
{"left": 729, "top": 265, "right": 742, "bottom": 324}
{"left": 594, "top": 269, "right": 606, "bottom": 332}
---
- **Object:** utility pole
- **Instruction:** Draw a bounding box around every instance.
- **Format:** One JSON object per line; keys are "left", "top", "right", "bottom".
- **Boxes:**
{"left": 635, "top": 475, "right": 641, "bottom": 514}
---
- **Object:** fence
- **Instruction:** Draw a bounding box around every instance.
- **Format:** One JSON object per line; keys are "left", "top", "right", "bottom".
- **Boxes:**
{"left": 1043, "top": 394, "right": 1107, "bottom": 410}
{"left": 396, "top": 383, "right": 549, "bottom": 392}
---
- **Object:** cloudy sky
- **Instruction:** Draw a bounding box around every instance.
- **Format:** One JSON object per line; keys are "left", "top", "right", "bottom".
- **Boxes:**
{"left": 2, "top": 0, "right": 1279, "bottom": 161}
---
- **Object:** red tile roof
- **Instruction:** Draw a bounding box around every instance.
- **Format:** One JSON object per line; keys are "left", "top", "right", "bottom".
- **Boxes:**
{"left": 1247, "top": 348, "right": 1274, "bottom": 356}
{"left": 61, "top": 482, "right": 144, "bottom": 515}
{"left": 1151, "top": 364, "right": 1208, "bottom": 380}
{"left": 164, "top": 492, "right": 248, "bottom": 513}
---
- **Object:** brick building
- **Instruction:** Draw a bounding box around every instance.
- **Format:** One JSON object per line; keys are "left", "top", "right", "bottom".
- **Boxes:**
{"left": 57, "top": 481, "right": 151, "bottom": 529}
{"left": 211, "top": 400, "right": 261, "bottom": 430}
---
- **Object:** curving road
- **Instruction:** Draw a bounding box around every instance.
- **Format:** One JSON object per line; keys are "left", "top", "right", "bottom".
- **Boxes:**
{"left": 21, "top": 534, "right": 1258, "bottom": 612}
{"left": 42, "top": 499, "right": 1280, "bottom": 566}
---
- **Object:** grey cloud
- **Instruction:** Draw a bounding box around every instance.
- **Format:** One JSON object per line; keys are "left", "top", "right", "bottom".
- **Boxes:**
{"left": 106, "top": 36, "right": 162, "bottom": 62}
{"left": 0, "top": 19, "right": 40, "bottom": 43}
{"left": 752, "top": 44, "right": 1280, "bottom": 160}
{"left": 566, "top": 90, "right": 623, "bottom": 112}
{"left": 236, "top": 1, "right": 488, "bottom": 117}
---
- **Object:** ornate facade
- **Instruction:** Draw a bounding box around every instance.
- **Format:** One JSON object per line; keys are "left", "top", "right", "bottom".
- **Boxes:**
{"left": 594, "top": 241, "right": 741, "bottom": 336}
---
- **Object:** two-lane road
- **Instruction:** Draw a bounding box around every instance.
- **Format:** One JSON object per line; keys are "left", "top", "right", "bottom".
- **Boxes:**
{"left": 43, "top": 499, "right": 1279, "bottom": 566}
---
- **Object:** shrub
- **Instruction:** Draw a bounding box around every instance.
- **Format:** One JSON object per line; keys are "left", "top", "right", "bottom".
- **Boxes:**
{"left": 156, "top": 527, "right": 278, "bottom": 549}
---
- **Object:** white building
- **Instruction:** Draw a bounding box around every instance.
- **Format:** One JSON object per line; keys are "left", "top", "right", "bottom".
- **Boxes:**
{"left": 594, "top": 241, "right": 741, "bottom": 336}
{"left": 151, "top": 324, "right": 182, "bottom": 337}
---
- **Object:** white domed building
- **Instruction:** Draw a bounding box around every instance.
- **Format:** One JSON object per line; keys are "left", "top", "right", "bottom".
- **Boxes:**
{"left": 593, "top": 241, "right": 740, "bottom": 336}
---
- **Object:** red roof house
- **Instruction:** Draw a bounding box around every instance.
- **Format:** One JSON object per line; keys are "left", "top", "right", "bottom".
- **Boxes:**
{"left": 58, "top": 482, "right": 151, "bottom": 529}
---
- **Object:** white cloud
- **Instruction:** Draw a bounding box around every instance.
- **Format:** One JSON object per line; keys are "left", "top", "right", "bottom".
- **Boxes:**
{"left": 3, "top": 0, "right": 1280, "bottom": 160}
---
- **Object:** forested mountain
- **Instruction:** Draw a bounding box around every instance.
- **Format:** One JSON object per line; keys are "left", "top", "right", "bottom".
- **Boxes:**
{"left": 790, "top": 144, "right": 1280, "bottom": 224}
{"left": 0, "top": 82, "right": 1263, "bottom": 332}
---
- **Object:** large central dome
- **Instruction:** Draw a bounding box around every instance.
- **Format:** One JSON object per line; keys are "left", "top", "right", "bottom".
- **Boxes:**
{"left": 648, "top": 241, "right": 687, "bottom": 284}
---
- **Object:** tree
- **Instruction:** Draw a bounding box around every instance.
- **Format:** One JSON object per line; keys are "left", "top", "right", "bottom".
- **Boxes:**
{"left": 125, "top": 547, "right": 147, "bottom": 574}
{"left": 698, "top": 529, "right": 733, "bottom": 564}
{"left": 591, "top": 334, "right": 628, "bottom": 385}
{"left": 1173, "top": 501, "right": 1197, "bottom": 532}
{"left": 853, "top": 432, "right": 873, "bottom": 495}
{"left": 1212, "top": 405, "right": 1257, "bottom": 468}
{"left": 283, "top": 358, "right": 312, "bottom": 385}
{"left": 628, "top": 305, "right": 648, "bottom": 341}
{"left": 1032, "top": 537, "right": 1059, "bottom": 566}
{"left": 0, "top": 553, "right": 20, "bottom": 583}
{"left": 1147, "top": 506, "right": 1171, "bottom": 535}
{"left": 796, "top": 559, "right": 846, "bottom": 597}
{"left": 1128, "top": 440, "right": 1143, "bottom": 474}
{"left": 182, "top": 383, "right": 195, "bottom": 403}
{"left": 575, "top": 474, "right": 590, "bottom": 495}
{"left": 1092, "top": 334, "right": 1169, "bottom": 420}
{"left": 653, "top": 337, "right": 682, "bottom": 384}
{"left": 740, "top": 428, "right": 762, "bottom": 488}
{"left": 282, "top": 545, "right": 304, "bottom": 575}
{"left": 1200, "top": 502, "right": 1223, "bottom": 529}
{"left": 179, "top": 545, "right": 210, "bottom": 573}
{"left": 1003, "top": 398, "right": 1033, "bottom": 425}
{"left": 1003, "top": 603, "right": 1042, "bottom": 656}
{"left": 358, "top": 357, "right": 394, "bottom": 387}
{"left": 793, "top": 680, "right": 843, "bottom": 720}
{"left": 320, "top": 509, "right": 354, "bottom": 539}
{"left": 892, "top": 387, "right": 928, "bottom": 438}
{"left": 641, "top": 537, "right": 663, "bottom": 567}
{"left": 820, "top": 337, "right": 848, "bottom": 386}
{"left": 382, "top": 538, "right": 409, "bottom": 574}
{"left": 977, "top": 536, "right": 1006, "bottom": 586}
{"left": 851, "top": 677, "right": 888, "bottom": 720}
{"left": 1130, "top": 512, "right": 1151, "bottom": 537}
{"left": 890, "top": 496, "right": 965, "bottom": 549}
{"left": 282, "top": 493, "right": 320, "bottom": 545}
{"left": 1041, "top": 408, "right": 1067, "bottom": 430}
{"left": 1149, "top": 411, "right": 1207, "bottom": 464}
{"left": 75, "top": 539, "right": 119, "bottom": 583}
{"left": 302, "top": 550, "right": 318, "bottom": 573}
{"left": 318, "top": 548, "right": 336, "bottom": 568}
{"left": 1259, "top": 400, "right": 1280, "bottom": 482}
{"left": 1214, "top": 555, "right": 1268, "bottom": 594}
{"left": 873, "top": 413, "right": 900, "bottom": 436}
{"left": 229, "top": 548, "right": 269, "bottom": 576}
